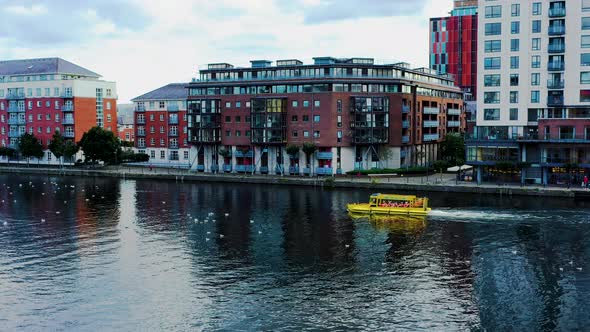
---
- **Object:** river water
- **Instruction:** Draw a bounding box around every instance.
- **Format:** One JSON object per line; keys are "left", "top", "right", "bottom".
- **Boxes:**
{"left": 0, "top": 174, "right": 589, "bottom": 331}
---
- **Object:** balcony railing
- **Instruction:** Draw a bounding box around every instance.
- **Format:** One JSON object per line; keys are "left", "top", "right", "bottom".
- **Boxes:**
{"left": 61, "top": 105, "right": 74, "bottom": 112}
{"left": 61, "top": 92, "right": 73, "bottom": 98}
{"left": 168, "top": 118, "right": 179, "bottom": 124}
{"left": 548, "top": 44, "right": 565, "bottom": 53}
{"left": 423, "top": 134, "right": 440, "bottom": 141}
{"left": 234, "top": 151, "right": 253, "bottom": 158}
{"left": 8, "top": 131, "right": 21, "bottom": 138}
{"left": 547, "top": 62, "right": 565, "bottom": 71}
{"left": 223, "top": 165, "right": 232, "bottom": 172}
{"left": 135, "top": 106, "right": 146, "bottom": 112}
{"left": 7, "top": 118, "right": 26, "bottom": 125}
{"left": 547, "top": 96, "right": 564, "bottom": 106}
{"left": 7, "top": 106, "right": 22, "bottom": 113}
{"left": 448, "top": 108, "right": 461, "bottom": 116}
{"left": 548, "top": 7, "right": 566, "bottom": 17}
{"left": 169, "top": 144, "right": 179, "bottom": 149}
{"left": 63, "top": 132, "right": 75, "bottom": 138}
{"left": 402, "top": 105, "right": 410, "bottom": 113}
{"left": 316, "top": 167, "right": 333, "bottom": 175}
{"left": 167, "top": 105, "right": 180, "bottom": 112}
{"left": 548, "top": 25, "right": 565, "bottom": 35}
{"left": 235, "top": 165, "right": 254, "bottom": 173}
{"left": 402, "top": 136, "right": 410, "bottom": 144}
{"left": 447, "top": 121, "right": 461, "bottom": 127}
{"left": 6, "top": 94, "right": 25, "bottom": 100}
{"left": 136, "top": 119, "right": 145, "bottom": 124}
{"left": 259, "top": 166, "right": 269, "bottom": 173}
{"left": 62, "top": 118, "right": 75, "bottom": 125}
{"left": 137, "top": 131, "right": 146, "bottom": 137}
{"left": 402, "top": 120, "right": 410, "bottom": 128}
{"left": 423, "top": 120, "right": 439, "bottom": 128}
{"left": 423, "top": 107, "right": 439, "bottom": 114}
{"left": 196, "top": 165, "right": 205, "bottom": 171}
{"left": 518, "top": 133, "right": 590, "bottom": 143}
{"left": 169, "top": 131, "right": 178, "bottom": 137}
{"left": 547, "top": 79, "right": 565, "bottom": 89}
{"left": 316, "top": 152, "right": 333, "bottom": 160}
{"left": 136, "top": 143, "right": 146, "bottom": 148}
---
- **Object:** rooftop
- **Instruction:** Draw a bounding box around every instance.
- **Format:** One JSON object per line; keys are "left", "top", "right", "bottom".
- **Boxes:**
{"left": 131, "top": 83, "right": 188, "bottom": 101}
{"left": 0, "top": 57, "right": 100, "bottom": 77}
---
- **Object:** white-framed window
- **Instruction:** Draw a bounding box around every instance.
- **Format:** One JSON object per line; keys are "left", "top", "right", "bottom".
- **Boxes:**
{"left": 160, "top": 150, "right": 165, "bottom": 159}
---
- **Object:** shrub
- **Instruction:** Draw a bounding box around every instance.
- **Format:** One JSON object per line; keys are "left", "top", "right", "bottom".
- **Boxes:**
{"left": 345, "top": 166, "right": 433, "bottom": 176}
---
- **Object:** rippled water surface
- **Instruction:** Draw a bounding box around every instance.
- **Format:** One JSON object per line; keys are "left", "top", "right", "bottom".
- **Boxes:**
{"left": 1, "top": 175, "right": 590, "bottom": 331}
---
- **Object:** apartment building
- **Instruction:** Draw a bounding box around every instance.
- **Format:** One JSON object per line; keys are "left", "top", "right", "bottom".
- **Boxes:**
{"left": 467, "top": 0, "right": 590, "bottom": 185}
{"left": 132, "top": 83, "right": 190, "bottom": 165}
{"left": 0, "top": 57, "right": 117, "bottom": 163}
{"left": 182, "top": 57, "right": 465, "bottom": 175}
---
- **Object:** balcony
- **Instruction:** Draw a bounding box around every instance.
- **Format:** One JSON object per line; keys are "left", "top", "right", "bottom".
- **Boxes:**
{"left": 235, "top": 165, "right": 254, "bottom": 173}
{"left": 169, "top": 144, "right": 179, "bottom": 149}
{"left": 61, "top": 105, "right": 74, "bottom": 112}
{"left": 448, "top": 108, "right": 461, "bottom": 116}
{"left": 62, "top": 118, "right": 75, "bottom": 125}
{"left": 547, "top": 79, "right": 565, "bottom": 89}
{"left": 135, "top": 106, "right": 146, "bottom": 112}
{"left": 423, "top": 120, "right": 439, "bottom": 128}
{"left": 400, "top": 150, "right": 407, "bottom": 158}
{"left": 548, "top": 25, "right": 565, "bottom": 35}
{"left": 61, "top": 92, "right": 73, "bottom": 98}
{"left": 402, "top": 105, "right": 410, "bottom": 113}
{"left": 316, "top": 152, "right": 333, "bottom": 160}
{"left": 223, "top": 164, "right": 232, "bottom": 172}
{"left": 259, "top": 166, "right": 269, "bottom": 173}
{"left": 234, "top": 150, "right": 253, "bottom": 158}
{"left": 447, "top": 121, "right": 461, "bottom": 127}
{"left": 7, "top": 118, "right": 26, "bottom": 125}
{"left": 402, "top": 135, "right": 410, "bottom": 144}
{"left": 136, "top": 142, "right": 146, "bottom": 148}
{"left": 167, "top": 104, "right": 180, "bottom": 112}
{"left": 168, "top": 118, "right": 179, "bottom": 125}
{"left": 137, "top": 131, "right": 146, "bottom": 137}
{"left": 211, "top": 165, "right": 219, "bottom": 172}
{"left": 423, "top": 134, "right": 440, "bottom": 141}
{"left": 7, "top": 106, "right": 22, "bottom": 113}
{"left": 136, "top": 119, "right": 145, "bottom": 124}
{"left": 548, "top": 44, "right": 565, "bottom": 53}
{"left": 547, "top": 95, "right": 564, "bottom": 106}
{"left": 8, "top": 131, "right": 21, "bottom": 138}
{"left": 303, "top": 167, "right": 311, "bottom": 175}
{"left": 316, "top": 167, "right": 333, "bottom": 175}
{"left": 547, "top": 62, "right": 565, "bottom": 71}
{"left": 63, "top": 132, "right": 75, "bottom": 138}
{"left": 6, "top": 94, "right": 25, "bottom": 100}
{"left": 548, "top": 7, "right": 566, "bottom": 18}
{"left": 402, "top": 120, "right": 410, "bottom": 128}
{"left": 289, "top": 166, "right": 299, "bottom": 174}
{"left": 196, "top": 165, "right": 205, "bottom": 171}
{"left": 168, "top": 131, "right": 178, "bottom": 137}
{"left": 423, "top": 107, "right": 439, "bottom": 115}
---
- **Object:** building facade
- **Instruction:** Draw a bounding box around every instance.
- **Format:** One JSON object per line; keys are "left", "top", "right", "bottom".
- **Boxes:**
{"left": 117, "top": 104, "right": 135, "bottom": 142}
{"left": 132, "top": 83, "right": 190, "bottom": 166}
{"left": 181, "top": 57, "right": 465, "bottom": 175}
{"left": 0, "top": 58, "right": 117, "bottom": 163}
{"left": 467, "top": 0, "right": 590, "bottom": 185}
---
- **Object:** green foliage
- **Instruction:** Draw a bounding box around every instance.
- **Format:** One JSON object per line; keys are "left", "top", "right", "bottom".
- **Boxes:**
{"left": 63, "top": 140, "right": 79, "bottom": 163}
{"left": 78, "top": 127, "right": 120, "bottom": 164}
{"left": 285, "top": 144, "right": 300, "bottom": 158}
{"left": 120, "top": 140, "right": 135, "bottom": 148}
{"left": 433, "top": 160, "right": 451, "bottom": 172}
{"left": 119, "top": 150, "right": 150, "bottom": 162}
{"left": 301, "top": 142, "right": 317, "bottom": 156}
{"left": 218, "top": 148, "right": 231, "bottom": 158}
{"left": 48, "top": 131, "right": 65, "bottom": 160}
{"left": 323, "top": 177, "right": 335, "bottom": 188}
{"left": 440, "top": 133, "right": 465, "bottom": 165}
{"left": 345, "top": 166, "right": 433, "bottom": 176}
{"left": 18, "top": 133, "right": 44, "bottom": 160}
{"left": 0, "top": 147, "right": 16, "bottom": 158}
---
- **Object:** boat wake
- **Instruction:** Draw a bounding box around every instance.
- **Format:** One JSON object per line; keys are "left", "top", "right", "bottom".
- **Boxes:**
{"left": 429, "top": 208, "right": 551, "bottom": 222}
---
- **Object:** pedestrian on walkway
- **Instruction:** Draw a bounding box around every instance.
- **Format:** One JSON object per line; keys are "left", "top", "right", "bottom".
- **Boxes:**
{"left": 584, "top": 175, "right": 588, "bottom": 189}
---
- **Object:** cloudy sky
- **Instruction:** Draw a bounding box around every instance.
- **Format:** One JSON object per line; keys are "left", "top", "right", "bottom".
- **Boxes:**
{"left": 0, "top": 0, "right": 453, "bottom": 103}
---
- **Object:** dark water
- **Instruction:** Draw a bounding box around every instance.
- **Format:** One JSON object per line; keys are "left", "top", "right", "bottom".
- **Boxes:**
{"left": 1, "top": 175, "right": 590, "bottom": 331}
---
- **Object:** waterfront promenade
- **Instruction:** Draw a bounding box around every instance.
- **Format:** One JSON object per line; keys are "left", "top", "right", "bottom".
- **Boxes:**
{"left": 0, "top": 164, "right": 586, "bottom": 199}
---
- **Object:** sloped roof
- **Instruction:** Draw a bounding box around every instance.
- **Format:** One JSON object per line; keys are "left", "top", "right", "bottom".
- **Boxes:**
{"left": 131, "top": 83, "right": 187, "bottom": 101}
{"left": 0, "top": 57, "right": 100, "bottom": 77}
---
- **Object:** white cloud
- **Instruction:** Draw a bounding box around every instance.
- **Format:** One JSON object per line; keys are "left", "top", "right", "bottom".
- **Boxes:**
{"left": 5, "top": 4, "right": 48, "bottom": 15}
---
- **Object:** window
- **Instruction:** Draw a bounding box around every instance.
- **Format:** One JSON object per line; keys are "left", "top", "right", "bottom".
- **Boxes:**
{"left": 511, "top": 3, "right": 520, "bottom": 16}
{"left": 45, "top": 101, "right": 50, "bottom": 107}
{"left": 531, "top": 91, "right": 540, "bottom": 103}
{"left": 225, "top": 130, "right": 231, "bottom": 137}
{"left": 245, "top": 130, "right": 251, "bottom": 137}
{"left": 583, "top": 35, "right": 590, "bottom": 48}
{"left": 484, "top": 92, "right": 500, "bottom": 104}
{"left": 159, "top": 114, "right": 164, "bottom": 121}
{"left": 584, "top": 0, "right": 590, "bottom": 12}
{"left": 46, "top": 114, "right": 51, "bottom": 120}
{"left": 484, "top": 40, "right": 502, "bottom": 53}
{"left": 292, "top": 130, "right": 298, "bottom": 137}
{"left": 37, "top": 114, "right": 42, "bottom": 120}
{"left": 510, "top": 91, "right": 519, "bottom": 103}
{"left": 225, "top": 116, "right": 231, "bottom": 123}
{"left": 531, "top": 73, "right": 540, "bottom": 86}
{"left": 582, "top": 90, "right": 590, "bottom": 102}
{"left": 313, "top": 131, "right": 320, "bottom": 138}
{"left": 532, "top": 38, "right": 540, "bottom": 50}
{"left": 225, "top": 102, "right": 231, "bottom": 108}
{"left": 582, "top": 72, "right": 590, "bottom": 84}
{"left": 303, "top": 100, "right": 309, "bottom": 107}
{"left": 235, "top": 130, "right": 241, "bottom": 137}
{"left": 532, "top": 20, "right": 541, "bottom": 33}
{"left": 484, "top": 74, "right": 501, "bottom": 87}
{"left": 511, "top": 21, "right": 520, "bottom": 34}
{"left": 484, "top": 109, "right": 500, "bottom": 121}
{"left": 509, "top": 108, "right": 519, "bottom": 121}
{"left": 36, "top": 88, "right": 41, "bottom": 96}
{"left": 485, "top": 5, "right": 502, "bottom": 18}
{"left": 235, "top": 116, "right": 241, "bottom": 123}
{"left": 532, "top": 2, "right": 541, "bottom": 15}
{"left": 235, "top": 101, "right": 241, "bottom": 108}
{"left": 160, "top": 151, "right": 165, "bottom": 159}
{"left": 510, "top": 56, "right": 519, "bottom": 69}
{"left": 510, "top": 39, "right": 519, "bottom": 51}
{"left": 292, "top": 100, "right": 298, "bottom": 108}
{"left": 106, "top": 101, "right": 111, "bottom": 110}
{"left": 292, "top": 115, "right": 298, "bottom": 122}
{"left": 44, "top": 88, "right": 50, "bottom": 96}
{"left": 314, "top": 100, "right": 320, "bottom": 107}
{"left": 531, "top": 55, "right": 541, "bottom": 68}
{"left": 485, "top": 23, "right": 502, "bottom": 35}
{"left": 303, "top": 131, "right": 309, "bottom": 138}
{"left": 184, "top": 151, "right": 189, "bottom": 160}
{"left": 583, "top": 17, "right": 590, "bottom": 30}
{"left": 303, "top": 115, "right": 309, "bottom": 122}
{"left": 582, "top": 53, "right": 590, "bottom": 66}
{"left": 313, "top": 115, "right": 320, "bottom": 122}
{"left": 159, "top": 101, "right": 165, "bottom": 109}
{"left": 510, "top": 74, "right": 519, "bottom": 86}
{"left": 484, "top": 57, "right": 501, "bottom": 70}
{"left": 150, "top": 126, "right": 155, "bottom": 133}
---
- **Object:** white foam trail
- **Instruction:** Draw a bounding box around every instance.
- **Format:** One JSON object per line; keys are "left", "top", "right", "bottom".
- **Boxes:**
{"left": 428, "top": 209, "right": 547, "bottom": 222}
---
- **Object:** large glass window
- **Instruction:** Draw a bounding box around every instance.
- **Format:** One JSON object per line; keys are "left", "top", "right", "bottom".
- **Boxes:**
{"left": 485, "top": 5, "right": 502, "bottom": 18}
{"left": 583, "top": 17, "right": 590, "bottom": 30}
{"left": 581, "top": 90, "right": 590, "bottom": 102}
{"left": 484, "top": 109, "right": 500, "bottom": 121}
{"left": 510, "top": 91, "right": 519, "bottom": 103}
{"left": 510, "top": 39, "right": 520, "bottom": 51}
{"left": 582, "top": 53, "right": 590, "bottom": 66}
{"left": 484, "top": 92, "right": 500, "bottom": 104}
{"left": 532, "top": 20, "right": 541, "bottom": 33}
{"left": 531, "top": 73, "right": 540, "bottom": 86}
{"left": 532, "top": 38, "right": 541, "bottom": 50}
{"left": 582, "top": 72, "right": 590, "bottom": 84}
{"left": 511, "top": 3, "right": 520, "bottom": 16}
{"left": 485, "top": 23, "right": 502, "bottom": 35}
{"left": 531, "top": 91, "right": 540, "bottom": 103}
{"left": 510, "top": 108, "right": 519, "bottom": 121}
{"left": 511, "top": 21, "right": 520, "bottom": 34}
{"left": 484, "top": 57, "right": 501, "bottom": 70}
{"left": 583, "top": 35, "right": 590, "bottom": 48}
{"left": 510, "top": 74, "right": 519, "bottom": 86}
{"left": 531, "top": 55, "right": 541, "bottom": 68}
{"left": 510, "top": 56, "right": 519, "bottom": 69}
{"left": 584, "top": 0, "right": 590, "bottom": 12}
{"left": 532, "top": 2, "right": 542, "bottom": 15}
{"left": 484, "top": 74, "right": 501, "bottom": 87}
{"left": 484, "top": 40, "right": 502, "bottom": 53}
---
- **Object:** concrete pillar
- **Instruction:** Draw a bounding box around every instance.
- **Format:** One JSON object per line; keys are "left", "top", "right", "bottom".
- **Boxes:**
{"left": 542, "top": 167, "right": 548, "bottom": 186}
{"left": 477, "top": 165, "right": 482, "bottom": 185}
{"left": 231, "top": 145, "right": 237, "bottom": 173}
{"left": 254, "top": 146, "right": 262, "bottom": 174}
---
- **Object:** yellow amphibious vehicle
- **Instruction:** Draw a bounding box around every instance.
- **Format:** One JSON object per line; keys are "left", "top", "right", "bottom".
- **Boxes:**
{"left": 347, "top": 193, "right": 431, "bottom": 217}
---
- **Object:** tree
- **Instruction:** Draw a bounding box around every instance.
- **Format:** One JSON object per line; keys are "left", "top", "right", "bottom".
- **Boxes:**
{"left": 18, "top": 133, "right": 44, "bottom": 165}
{"left": 63, "top": 140, "right": 79, "bottom": 164}
{"left": 78, "top": 127, "right": 120, "bottom": 164}
{"left": 48, "top": 131, "right": 65, "bottom": 165}
{"left": 218, "top": 148, "right": 231, "bottom": 159}
{"left": 440, "top": 133, "right": 465, "bottom": 166}
{"left": 302, "top": 142, "right": 317, "bottom": 173}
{"left": 285, "top": 144, "right": 300, "bottom": 159}
{"left": 0, "top": 147, "right": 16, "bottom": 159}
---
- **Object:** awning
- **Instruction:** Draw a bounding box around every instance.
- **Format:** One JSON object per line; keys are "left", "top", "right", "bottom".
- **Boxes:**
{"left": 447, "top": 165, "right": 473, "bottom": 172}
